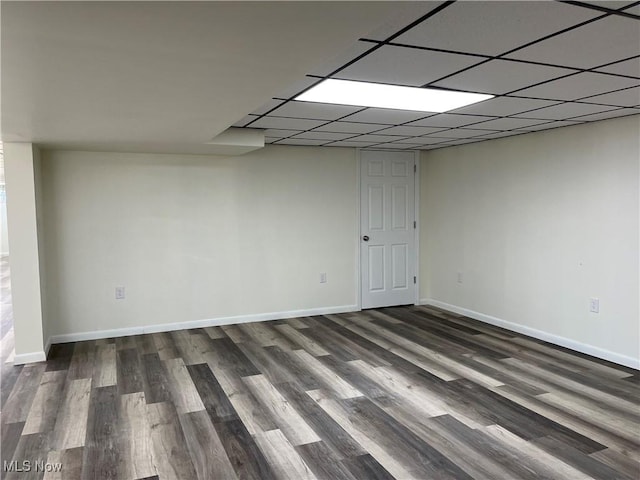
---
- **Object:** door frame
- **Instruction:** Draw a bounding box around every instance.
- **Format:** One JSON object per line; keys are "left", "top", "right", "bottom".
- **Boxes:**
{"left": 356, "top": 148, "right": 420, "bottom": 310}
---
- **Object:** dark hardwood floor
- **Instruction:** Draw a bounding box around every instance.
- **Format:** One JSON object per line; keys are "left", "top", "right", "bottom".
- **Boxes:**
{"left": 1, "top": 258, "right": 639, "bottom": 478}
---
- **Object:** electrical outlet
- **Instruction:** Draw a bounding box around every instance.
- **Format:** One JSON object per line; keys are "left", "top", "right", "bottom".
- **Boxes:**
{"left": 457, "top": 272, "right": 463, "bottom": 284}
{"left": 115, "top": 286, "right": 125, "bottom": 300}
{"left": 589, "top": 297, "right": 599, "bottom": 313}
{"left": 320, "top": 273, "right": 327, "bottom": 284}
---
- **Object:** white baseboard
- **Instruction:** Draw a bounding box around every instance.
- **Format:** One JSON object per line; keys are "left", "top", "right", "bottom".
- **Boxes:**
{"left": 421, "top": 298, "right": 639, "bottom": 370}
{"left": 48, "top": 304, "right": 360, "bottom": 345}
{"left": 14, "top": 350, "right": 47, "bottom": 365}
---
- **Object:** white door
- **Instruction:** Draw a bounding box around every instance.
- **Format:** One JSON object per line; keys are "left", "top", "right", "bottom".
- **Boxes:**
{"left": 360, "top": 150, "right": 416, "bottom": 309}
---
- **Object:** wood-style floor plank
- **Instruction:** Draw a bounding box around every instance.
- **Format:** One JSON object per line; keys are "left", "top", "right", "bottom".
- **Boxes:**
{"left": 243, "top": 374, "right": 321, "bottom": 446}
{"left": 213, "top": 418, "right": 277, "bottom": 480}
{"left": 341, "top": 454, "right": 396, "bottom": 480}
{"left": 1, "top": 422, "right": 25, "bottom": 476}
{"left": 43, "top": 447, "right": 83, "bottom": 480}
{"left": 5, "top": 432, "right": 50, "bottom": 480}
{"left": 186, "top": 363, "right": 238, "bottom": 423}
{"left": 67, "top": 341, "right": 96, "bottom": 381}
{"left": 179, "top": 410, "right": 238, "bottom": 480}
{"left": 162, "top": 357, "right": 205, "bottom": 414}
{"left": 146, "top": 402, "right": 197, "bottom": 480}
{"left": 295, "top": 441, "right": 359, "bottom": 480}
{"left": 22, "top": 371, "right": 66, "bottom": 435}
{"left": 92, "top": 344, "right": 117, "bottom": 388}
{"left": 119, "top": 392, "right": 156, "bottom": 480}
{"left": 2, "top": 364, "right": 47, "bottom": 423}
{"left": 140, "top": 353, "right": 171, "bottom": 404}
{"left": 116, "top": 348, "right": 144, "bottom": 395}
{"left": 81, "top": 385, "right": 119, "bottom": 480}
{"left": 253, "top": 429, "right": 317, "bottom": 480}
{"left": 151, "top": 333, "right": 180, "bottom": 361}
{"left": 51, "top": 378, "right": 92, "bottom": 451}
{"left": 1, "top": 294, "right": 638, "bottom": 479}
{"left": 273, "top": 324, "right": 330, "bottom": 356}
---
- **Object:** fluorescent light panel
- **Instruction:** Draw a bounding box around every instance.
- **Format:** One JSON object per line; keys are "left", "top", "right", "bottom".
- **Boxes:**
{"left": 295, "top": 79, "right": 493, "bottom": 113}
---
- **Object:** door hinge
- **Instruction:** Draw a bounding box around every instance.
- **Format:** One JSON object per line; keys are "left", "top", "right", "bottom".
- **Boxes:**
{"left": 413, "top": 276, "right": 417, "bottom": 284}
{"left": 413, "top": 220, "right": 416, "bottom": 229}
{"left": 414, "top": 164, "right": 417, "bottom": 173}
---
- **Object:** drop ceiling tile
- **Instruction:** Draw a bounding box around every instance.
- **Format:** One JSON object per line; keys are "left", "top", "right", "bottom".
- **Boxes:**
{"left": 394, "top": 1, "right": 598, "bottom": 56}
{"left": 520, "top": 102, "right": 619, "bottom": 120}
{"left": 431, "top": 128, "right": 501, "bottom": 139}
{"left": 440, "top": 138, "right": 486, "bottom": 146}
{"left": 582, "top": 1, "right": 636, "bottom": 8}
{"left": 514, "top": 120, "right": 583, "bottom": 131}
{"left": 348, "top": 134, "right": 410, "bottom": 143}
{"left": 232, "top": 115, "right": 258, "bottom": 127}
{"left": 277, "top": 138, "right": 327, "bottom": 146}
{"left": 450, "top": 97, "right": 559, "bottom": 116}
{"left": 567, "top": 108, "right": 639, "bottom": 121}
{"left": 420, "top": 144, "right": 449, "bottom": 150}
{"left": 292, "top": 131, "right": 356, "bottom": 141}
{"left": 595, "top": 57, "right": 640, "bottom": 77}
{"left": 375, "top": 143, "right": 420, "bottom": 150}
{"left": 623, "top": 4, "right": 639, "bottom": 14}
{"left": 373, "top": 125, "right": 448, "bottom": 136}
{"left": 337, "top": 45, "right": 481, "bottom": 86}
{"left": 475, "top": 130, "right": 528, "bottom": 139}
{"left": 513, "top": 72, "right": 639, "bottom": 101}
{"left": 274, "top": 76, "right": 320, "bottom": 99}
{"left": 469, "top": 117, "right": 552, "bottom": 130}
{"left": 249, "top": 116, "right": 327, "bottom": 130}
{"left": 580, "top": 86, "right": 640, "bottom": 106}
{"left": 406, "top": 113, "right": 496, "bottom": 128}
{"left": 251, "top": 99, "right": 286, "bottom": 115}
{"left": 264, "top": 129, "right": 303, "bottom": 137}
{"left": 506, "top": 16, "right": 640, "bottom": 69}
{"left": 265, "top": 137, "right": 282, "bottom": 143}
{"left": 315, "top": 121, "right": 388, "bottom": 134}
{"left": 364, "top": 2, "right": 445, "bottom": 41}
{"left": 324, "top": 140, "right": 379, "bottom": 148}
{"left": 433, "top": 60, "right": 575, "bottom": 95}
{"left": 342, "top": 108, "right": 431, "bottom": 124}
{"left": 395, "top": 137, "right": 451, "bottom": 145}
{"left": 269, "top": 101, "right": 363, "bottom": 120}
{"left": 309, "top": 42, "right": 376, "bottom": 76}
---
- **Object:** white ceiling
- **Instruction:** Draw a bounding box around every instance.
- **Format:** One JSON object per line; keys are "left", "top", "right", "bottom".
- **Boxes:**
{"left": 238, "top": 0, "right": 640, "bottom": 151}
{"left": 2, "top": 1, "right": 639, "bottom": 154}
{"left": 0, "top": 1, "right": 402, "bottom": 153}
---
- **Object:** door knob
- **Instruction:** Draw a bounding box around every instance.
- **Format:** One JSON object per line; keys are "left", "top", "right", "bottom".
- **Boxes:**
{"left": 362, "top": 235, "right": 370, "bottom": 241}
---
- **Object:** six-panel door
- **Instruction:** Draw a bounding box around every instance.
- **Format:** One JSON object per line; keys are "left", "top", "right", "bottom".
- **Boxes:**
{"left": 360, "top": 150, "right": 416, "bottom": 309}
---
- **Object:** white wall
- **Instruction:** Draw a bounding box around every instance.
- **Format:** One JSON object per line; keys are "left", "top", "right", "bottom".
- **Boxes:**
{"left": 1, "top": 147, "right": 9, "bottom": 255}
{"left": 0, "top": 187, "right": 8, "bottom": 256}
{"left": 420, "top": 115, "right": 640, "bottom": 367}
{"left": 42, "top": 145, "right": 358, "bottom": 339}
{"left": 4, "top": 143, "right": 46, "bottom": 362}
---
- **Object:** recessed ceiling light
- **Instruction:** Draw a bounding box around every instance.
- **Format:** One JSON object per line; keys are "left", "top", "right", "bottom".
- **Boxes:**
{"left": 295, "top": 79, "right": 493, "bottom": 113}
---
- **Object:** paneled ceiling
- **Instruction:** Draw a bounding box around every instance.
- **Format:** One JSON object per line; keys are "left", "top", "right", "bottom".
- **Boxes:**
{"left": 0, "top": 1, "right": 400, "bottom": 152}
{"left": 235, "top": 1, "right": 640, "bottom": 151}
{"left": 2, "top": 1, "right": 638, "bottom": 154}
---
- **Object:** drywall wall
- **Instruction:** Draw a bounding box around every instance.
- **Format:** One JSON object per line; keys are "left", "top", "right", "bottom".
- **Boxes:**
{"left": 1, "top": 187, "right": 8, "bottom": 256}
{"left": 420, "top": 114, "right": 640, "bottom": 366}
{"left": 33, "top": 147, "right": 50, "bottom": 350}
{"left": 3, "top": 143, "right": 46, "bottom": 362}
{"left": 41, "top": 145, "right": 358, "bottom": 338}
{"left": 1, "top": 147, "right": 9, "bottom": 255}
